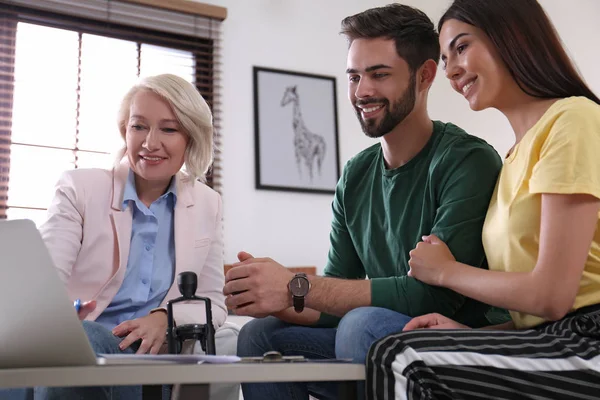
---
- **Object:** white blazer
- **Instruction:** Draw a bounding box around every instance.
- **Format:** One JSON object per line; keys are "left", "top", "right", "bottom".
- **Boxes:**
{"left": 39, "top": 161, "right": 227, "bottom": 329}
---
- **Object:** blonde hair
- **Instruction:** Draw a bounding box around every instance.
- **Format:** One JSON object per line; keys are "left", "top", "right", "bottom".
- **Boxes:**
{"left": 116, "top": 74, "right": 214, "bottom": 181}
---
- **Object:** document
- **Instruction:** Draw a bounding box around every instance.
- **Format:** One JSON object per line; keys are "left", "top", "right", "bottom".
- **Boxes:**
{"left": 97, "top": 353, "right": 241, "bottom": 365}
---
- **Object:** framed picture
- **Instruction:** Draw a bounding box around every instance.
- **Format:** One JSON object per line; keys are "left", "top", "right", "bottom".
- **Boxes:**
{"left": 253, "top": 66, "right": 340, "bottom": 194}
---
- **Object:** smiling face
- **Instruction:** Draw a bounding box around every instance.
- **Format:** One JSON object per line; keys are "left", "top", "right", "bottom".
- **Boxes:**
{"left": 439, "top": 19, "right": 515, "bottom": 111}
{"left": 347, "top": 37, "right": 416, "bottom": 138}
{"left": 125, "top": 89, "right": 189, "bottom": 189}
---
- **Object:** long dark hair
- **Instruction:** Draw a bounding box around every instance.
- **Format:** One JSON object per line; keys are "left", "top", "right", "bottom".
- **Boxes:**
{"left": 439, "top": 0, "right": 600, "bottom": 105}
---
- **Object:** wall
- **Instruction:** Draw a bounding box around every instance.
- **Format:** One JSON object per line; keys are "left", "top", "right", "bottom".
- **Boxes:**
{"left": 198, "top": 0, "right": 388, "bottom": 270}
{"left": 197, "top": 0, "right": 600, "bottom": 272}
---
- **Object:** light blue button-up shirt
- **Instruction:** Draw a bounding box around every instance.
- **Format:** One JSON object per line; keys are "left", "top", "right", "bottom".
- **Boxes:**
{"left": 95, "top": 169, "right": 176, "bottom": 331}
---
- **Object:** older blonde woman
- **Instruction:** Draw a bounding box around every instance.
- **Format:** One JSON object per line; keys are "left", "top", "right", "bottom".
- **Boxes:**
{"left": 7, "top": 74, "right": 238, "bottom": 400}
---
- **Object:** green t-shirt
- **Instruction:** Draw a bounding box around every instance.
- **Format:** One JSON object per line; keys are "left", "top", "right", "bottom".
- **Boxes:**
{"left": 320, "top": 121, "right": 507, "bottom": 327}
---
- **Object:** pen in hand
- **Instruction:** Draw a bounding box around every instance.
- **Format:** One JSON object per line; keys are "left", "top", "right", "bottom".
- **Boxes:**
{"left": 74, "top": 298, "right": 81, "bottom": 313}
{"left": 74, "top": 299, "right": 97, "bottom": 320}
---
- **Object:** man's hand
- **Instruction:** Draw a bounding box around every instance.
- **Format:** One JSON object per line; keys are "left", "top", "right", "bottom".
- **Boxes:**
{"left": 223, "top": 251, "right": 295, "bottom": 317}
{"left": 112, "top": 311, "right": 168, "bottom": 354}
{"left": 403, "top": 313, "right": 469, "bottom": 331}
{"left": 408, "top": 234, "right": 457, "bottom": 286}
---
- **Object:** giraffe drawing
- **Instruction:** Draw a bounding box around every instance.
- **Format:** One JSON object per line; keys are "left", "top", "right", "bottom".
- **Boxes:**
{"left": 280, "top": 85, "right": 327, "bottom": 181}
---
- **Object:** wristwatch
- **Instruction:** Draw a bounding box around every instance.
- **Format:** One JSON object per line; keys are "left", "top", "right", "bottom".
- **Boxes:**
{"left": 288, "top": 273, "right": 311, "bottom": 313}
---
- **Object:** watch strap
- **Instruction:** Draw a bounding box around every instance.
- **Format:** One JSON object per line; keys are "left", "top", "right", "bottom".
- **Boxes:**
{"left": 293, "top": 295, "right": 305, "bottom": 313}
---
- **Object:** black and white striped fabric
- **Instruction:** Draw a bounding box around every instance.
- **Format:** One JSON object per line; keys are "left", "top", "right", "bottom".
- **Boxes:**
{"left": 366, "top": 304, "right": 600, "bottom": 400}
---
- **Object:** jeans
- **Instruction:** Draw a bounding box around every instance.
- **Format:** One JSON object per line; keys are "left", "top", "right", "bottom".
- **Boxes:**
{"left": 237, "top": 306, "right": 412, "bottom": 400}
{"left": 0, "top": 321, "right": 169, "bottom": 400}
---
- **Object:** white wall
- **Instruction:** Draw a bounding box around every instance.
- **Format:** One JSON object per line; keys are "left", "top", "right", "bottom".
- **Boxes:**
{"left": 197, "top": 0, "right": 600, "bottom": 272}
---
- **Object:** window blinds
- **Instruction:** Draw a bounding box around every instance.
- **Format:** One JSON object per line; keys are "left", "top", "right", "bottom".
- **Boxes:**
{"left": 0, "top": 0, "right": 223, "bottom": 222}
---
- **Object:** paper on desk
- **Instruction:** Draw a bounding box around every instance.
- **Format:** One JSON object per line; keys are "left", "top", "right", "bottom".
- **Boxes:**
{"left": 97, "top": 353, "right": 241, "bottom": 365}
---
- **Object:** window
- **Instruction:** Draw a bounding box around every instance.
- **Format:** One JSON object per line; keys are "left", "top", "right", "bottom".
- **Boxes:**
{"left": 0, "top": 1, "right": 223, "bottom": 225}
{"left": 9, "top": 23, "right": 195, "bottom": 225}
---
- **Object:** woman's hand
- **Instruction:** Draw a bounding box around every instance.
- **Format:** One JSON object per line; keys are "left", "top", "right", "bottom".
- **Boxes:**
{"left": 408, "top": 234, "right": 456, "bottom": 286}
{"left": 77, "top": 300, "right": 97, "bottom": 320}
{"left": 112, "top": 311, "right": 168, "bottom": 354}
{"left": 403, "top": 313, "right": 470, "bottom": 331}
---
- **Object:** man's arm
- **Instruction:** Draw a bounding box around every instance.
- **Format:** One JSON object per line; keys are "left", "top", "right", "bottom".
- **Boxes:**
{"left": 365, "top": 142, "right": 503, "bottom": 319}
{"left": 224, "top": 143, "right": 502, "bottom": 321}
{"left": 321, "top": 158, "right": 366, "bottom": 282}
{"left": 305, "top": 276, "right": 370, "bottom": 317}
{"left": 304, "top": 143, "right": 503, "bottom": 320}
{"left": 224, "top": 162, "right": 369, "bottom": 324}
{"left": 271, "top": 277, "right": 371, "bottom": 323}
{"left": 308, "top": 160, "right": 371, "bottom": 322}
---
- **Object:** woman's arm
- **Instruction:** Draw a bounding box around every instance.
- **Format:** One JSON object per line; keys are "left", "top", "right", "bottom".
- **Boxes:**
{"left": 479, "top": 321, "right": 515, "bottom": 330}
{"left": 411, "top": 193, "right": 599, "bottom": 320}
{"left": 186, "top": 194, "right": 228, "bottom": 328}
{"left": 38, "top": 171, "right": 84, "bottom": 283}
{"left": 403, "top": 313, "right": 516, "bottom": 331}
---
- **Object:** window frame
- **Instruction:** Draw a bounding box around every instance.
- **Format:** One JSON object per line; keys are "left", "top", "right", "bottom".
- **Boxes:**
{"left": 0, "top": 4, "right": 221, "bottom": 219}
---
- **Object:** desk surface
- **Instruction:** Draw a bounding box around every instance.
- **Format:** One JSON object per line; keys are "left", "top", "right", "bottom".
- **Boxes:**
{"left": 0, "top": 362, "right": 366, "bottom": 388}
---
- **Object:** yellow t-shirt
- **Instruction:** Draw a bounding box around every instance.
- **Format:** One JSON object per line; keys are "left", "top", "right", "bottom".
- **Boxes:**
{"left": 482, "top": 96, "right": 600, "bottom": 329}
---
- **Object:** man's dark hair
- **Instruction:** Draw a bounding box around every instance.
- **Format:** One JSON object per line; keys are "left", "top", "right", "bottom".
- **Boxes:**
{"left": 340, "top": 3, "right": 440, "bottom": 72}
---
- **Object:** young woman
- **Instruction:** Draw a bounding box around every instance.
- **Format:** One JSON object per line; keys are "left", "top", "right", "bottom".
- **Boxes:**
{"left": 367, "top": 0, "right": 600, "bottom": 398}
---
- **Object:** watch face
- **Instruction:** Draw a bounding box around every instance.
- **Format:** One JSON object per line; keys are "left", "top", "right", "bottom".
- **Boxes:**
{"left": 290, "top": 276, "right": 310, "bottom": 296}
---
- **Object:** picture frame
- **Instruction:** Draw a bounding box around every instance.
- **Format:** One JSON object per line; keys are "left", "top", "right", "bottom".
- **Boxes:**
{"left": 253, "top": 66, "right": 340, "bottom": 194}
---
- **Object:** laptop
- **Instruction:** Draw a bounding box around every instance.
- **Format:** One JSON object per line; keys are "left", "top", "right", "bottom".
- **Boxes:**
{"left": 0, "top": 219, "right": 102, "bottom": 368}
{"left": 0, "top": 219, "right": 238, "bottom": 368}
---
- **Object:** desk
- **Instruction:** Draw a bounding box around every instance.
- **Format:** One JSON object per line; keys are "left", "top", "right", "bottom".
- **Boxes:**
{"left": 0, "top": 362, "right": 366, "bottom": 400}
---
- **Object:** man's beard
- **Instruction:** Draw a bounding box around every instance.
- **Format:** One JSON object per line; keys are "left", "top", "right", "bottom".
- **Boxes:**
{"left": 355, "top": 73, "right": 416, "bottom": 139}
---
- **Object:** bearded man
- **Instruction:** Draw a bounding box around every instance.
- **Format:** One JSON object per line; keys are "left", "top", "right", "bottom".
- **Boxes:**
{"left": 228, "top": 4, "right": 507, "bottom": 400}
